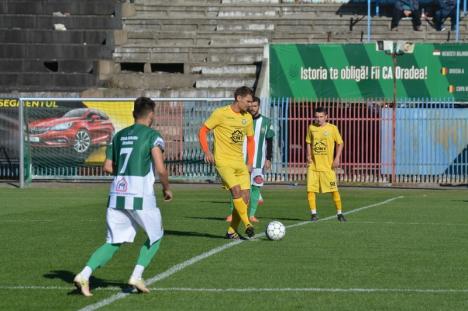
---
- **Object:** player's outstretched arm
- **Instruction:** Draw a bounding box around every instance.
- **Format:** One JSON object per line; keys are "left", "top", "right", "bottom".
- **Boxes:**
{"left": 151, "top": 147, "right": 173, "bottom": 202}
{"left": 198, "top": 125, "right": 215, "bottom": 164}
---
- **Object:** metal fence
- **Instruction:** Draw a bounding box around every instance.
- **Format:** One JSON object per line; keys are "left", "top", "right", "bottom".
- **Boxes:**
{"left": 272, "top": 98, "right": 467, "bottom": 184}
{"left": 3, "top": 98, "right": 467, "bottom": 185}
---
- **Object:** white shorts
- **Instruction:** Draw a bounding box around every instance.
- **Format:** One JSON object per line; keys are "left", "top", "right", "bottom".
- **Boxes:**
{"left": 251, "top": 168, "right": 264, "bottom": 187}
{"left": 106, "top": 207, "right": 163, "bottom": 245}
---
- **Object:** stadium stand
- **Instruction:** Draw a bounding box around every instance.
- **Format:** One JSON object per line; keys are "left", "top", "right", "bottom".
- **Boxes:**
{"left": 0, "top": 0, "right": 465, "bottom": 96}
{"left": 106, "top": 0, "right": 468, "bottom": 97}
{"left": 0, "top": 0, "right": 121, "bottom": 92}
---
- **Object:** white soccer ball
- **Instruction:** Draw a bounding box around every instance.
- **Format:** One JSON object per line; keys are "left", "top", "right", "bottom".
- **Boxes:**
{"left": 265, "top": 221, "right": 286, "bottom": 241}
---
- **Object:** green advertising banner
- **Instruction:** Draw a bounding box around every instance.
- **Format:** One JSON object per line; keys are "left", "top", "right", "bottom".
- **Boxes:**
{"left": 270, "top": 43, "right": 468, "bottom": 100}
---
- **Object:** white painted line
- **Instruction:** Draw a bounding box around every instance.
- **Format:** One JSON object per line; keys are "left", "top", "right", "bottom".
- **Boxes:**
{"left": 79, "top": 195, "right": 404, "bottom": 311}
{"left": 149, "top": 287, "right": 468, "bottom": 293}
{"left": 1, "top": 285, "right": 468, "bottom": 294}
{"left": 0, "top": 219, "right": 98, "bottom": 223}
{"left": 344, "top": 221, "right": 468, "bottom": 227}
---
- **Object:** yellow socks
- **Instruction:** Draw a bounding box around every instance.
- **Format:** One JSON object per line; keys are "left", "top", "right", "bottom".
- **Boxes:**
{"left": 332, "top": 191, "right": 342, "bottom": 214}
{"left": 232, "top": 197, "right": 251, "bottom": 228}
{"left": 307, "top": 192, "right": 317, "bottom": 214}
{"left": 227, "top": 209, "right": 241, "bottom": 234}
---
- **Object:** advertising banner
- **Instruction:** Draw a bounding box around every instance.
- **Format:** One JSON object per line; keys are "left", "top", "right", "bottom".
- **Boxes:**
{"left": 270, "top": 43, "right": 468, "bottom": 101}
{"left": 0, "top": 99, "right": 21, "bottom": 179}
{"left": 24, "top": 99, "right": 133, "bottom": 168}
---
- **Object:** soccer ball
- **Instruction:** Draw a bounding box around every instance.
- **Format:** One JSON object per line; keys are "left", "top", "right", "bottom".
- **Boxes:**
{"left": 265, "top": 221, "right": 286, "bottom": 241}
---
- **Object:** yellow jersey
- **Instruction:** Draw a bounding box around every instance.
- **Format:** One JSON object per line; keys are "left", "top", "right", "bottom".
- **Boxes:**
{"left": 306, "top": 123, "right": 343, "bottom": 171}
{"left": 204, "top": 105, "right": 254, "bottom": 165}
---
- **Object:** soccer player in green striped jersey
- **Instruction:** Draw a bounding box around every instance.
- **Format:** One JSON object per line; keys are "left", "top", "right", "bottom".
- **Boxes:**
{"left": 74, "top": 97, "right": 173, "bottom": 296}
{"left": 226, "top": 97, "right": 274, "bottom": 223}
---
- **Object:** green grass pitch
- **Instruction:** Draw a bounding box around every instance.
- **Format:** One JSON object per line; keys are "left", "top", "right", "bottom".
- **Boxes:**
{"left": 0, "top": 184, "right": 467, "bottom": 310}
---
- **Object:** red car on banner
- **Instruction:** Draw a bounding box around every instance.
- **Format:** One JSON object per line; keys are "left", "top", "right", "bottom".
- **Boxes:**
{"left": 28, "top": 108, "right": 114, "bottom": 154}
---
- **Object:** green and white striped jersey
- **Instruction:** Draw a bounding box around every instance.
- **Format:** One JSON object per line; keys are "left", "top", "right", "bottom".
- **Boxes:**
{"left": 243, "top": 115, "right": 274, "bottom": 169}
{"left": 106, "top": 124, "right": 165, "bottom": 210}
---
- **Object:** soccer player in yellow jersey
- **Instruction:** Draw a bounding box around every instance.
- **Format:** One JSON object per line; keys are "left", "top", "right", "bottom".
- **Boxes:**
{"left": 199, "top": 86, "right": 256, "bottom": 239}
{"left": 306, "top": 107, "right": 346, "bottom": 222}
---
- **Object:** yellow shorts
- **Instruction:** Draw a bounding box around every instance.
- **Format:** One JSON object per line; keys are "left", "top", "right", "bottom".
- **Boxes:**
{"left": 216, "top": 162, "right": 250, "bottom": 190}
{"left": 307, "top": 168, "right": 338, "bottom": 193}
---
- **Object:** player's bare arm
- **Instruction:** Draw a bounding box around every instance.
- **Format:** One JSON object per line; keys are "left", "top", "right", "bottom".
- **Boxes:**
{"left": 151, "top": 146, "right": 173, "bottom": 202}
{"left": 306, "top": 143, "right": 312, "bottom": 163}
{"left": 333, "top": 143, "right": 344, "bottom": 168}
{"left": 103, "top": 159, "right": 114, "bottom": 174}
{"left": 198, "top": 125, "right": 215, "bottom": 164}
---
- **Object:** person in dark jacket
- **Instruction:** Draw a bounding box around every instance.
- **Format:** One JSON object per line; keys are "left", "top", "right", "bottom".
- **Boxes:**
{"left": 433, "top": 0, "right": 457, "bottom": 31}
{"left": 391, "top": 0, "right": 422, "bottom": 31}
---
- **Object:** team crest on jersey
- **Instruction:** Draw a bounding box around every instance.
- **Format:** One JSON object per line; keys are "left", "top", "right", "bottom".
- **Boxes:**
{"left": 231, "top": 129, "right": 243, "bottom": 143}
{"left": 116, "top": 177, "right": 128, "bottom": 192}
{"left": 242, "top": 119, "right": 247, "bottom": 125}
{"left": 323, "top": 131, "right": 329, "bottom": 136}
{"left": 254, "top": 175, "right": 264, "bottom": 184}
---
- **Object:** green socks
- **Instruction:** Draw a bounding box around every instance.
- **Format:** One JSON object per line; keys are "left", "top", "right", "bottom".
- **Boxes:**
{"left": 249, "top": 186, "right": 261, "bottom": 217}
{"left": 83, "top": 239, "right": 161, "bottom": 278}
{"left": 86, "top": 243, "right": 121, "bottom": 271}
{"left": 228, "top": 186, "right": 262, "bottom": 217}
{"left": 136, "top": 239, "right": 162, "bottom": 268}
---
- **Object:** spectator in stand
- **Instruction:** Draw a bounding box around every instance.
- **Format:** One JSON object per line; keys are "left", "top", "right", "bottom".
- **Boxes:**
{"left": 391, "top": 0, "right": 422, "bottom": 31}
{"left": 433, "top": 0, "right": 457, "bottom": 31}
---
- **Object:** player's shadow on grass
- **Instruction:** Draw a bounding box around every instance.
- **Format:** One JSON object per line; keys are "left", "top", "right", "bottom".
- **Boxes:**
{"left": 165, "top": 229, "right": 225, "bottom": 239}
{"left": 186, "top": 216, "right": 226, "bottom": 222}
{"left": 199, "top": 200, "right": 230, "bottom": 205}
{"left": 43, "top": 270, "right": 128, "bottom": 295}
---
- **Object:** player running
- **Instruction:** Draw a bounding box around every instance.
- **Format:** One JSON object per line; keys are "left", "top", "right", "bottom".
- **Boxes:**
{"left": 74, "top": 97, "right": 172, "bottom": 296}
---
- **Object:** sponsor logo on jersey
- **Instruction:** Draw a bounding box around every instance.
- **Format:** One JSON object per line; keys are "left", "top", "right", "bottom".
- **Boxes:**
{"left": 231, "top": 129, "right": 243, "bottom": 143}
{"left": 116, "top": 177, "right": 128, "bottom": 192}
{"left": 313, "top": 140, "right": 327, "bottom": 154}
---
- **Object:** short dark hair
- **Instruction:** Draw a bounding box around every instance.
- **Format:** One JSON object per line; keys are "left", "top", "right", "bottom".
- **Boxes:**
{"left": 314, "top": 107, "right": 327, "bottom": 114}
{"left": 133, "top": 97, "right": 155, "bottom": 119}
{"left": 253, "top": 96, "right": 261, "bottom": 105}
{"left": 234, "top": 86, "right": 254, "bottom": 101}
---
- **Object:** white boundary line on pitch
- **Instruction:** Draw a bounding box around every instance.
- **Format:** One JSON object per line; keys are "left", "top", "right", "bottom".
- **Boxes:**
{"left": 0, "top": 220, "right": 99, "bottom": 223}
{"left": 2, "top": 285, "right": 468, "bottom": 294}
{"left": 78, "top": 195, "right": 404, "bottom": 311}
{"left": 342, "top": 221, "right": 468, "bottom": 227}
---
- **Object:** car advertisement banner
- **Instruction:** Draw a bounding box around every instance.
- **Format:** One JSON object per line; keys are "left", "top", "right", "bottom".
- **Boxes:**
{"left": 24, "top": 99, "right": 133, "bottom": 168}
{"left": 269, "top": 43, "right": 468, "bottom": 101}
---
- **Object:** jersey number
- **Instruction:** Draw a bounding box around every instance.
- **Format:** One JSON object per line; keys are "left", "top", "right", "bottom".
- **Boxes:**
{"left": 119, "top": 147, "right": 133, "bottom": 174}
